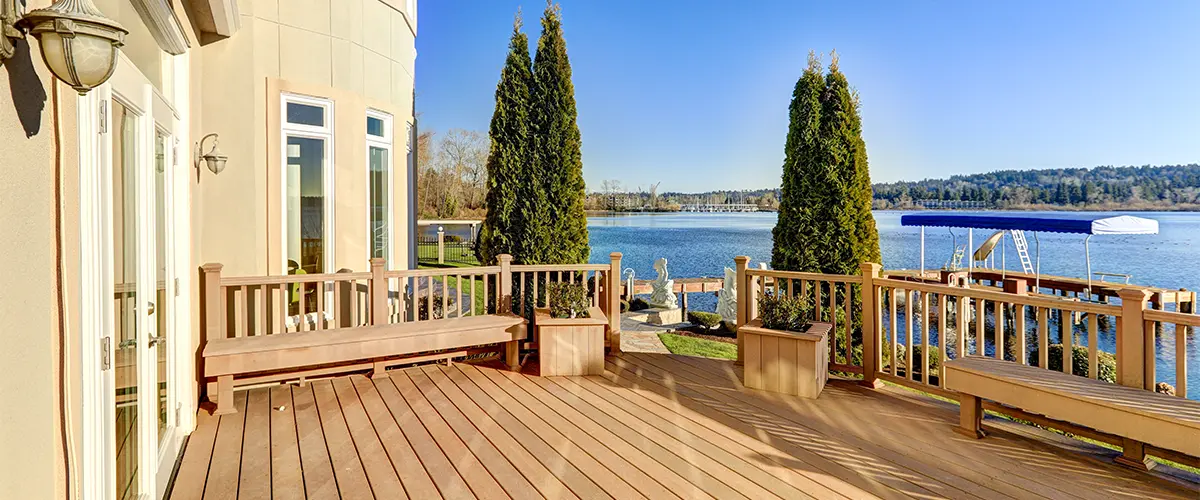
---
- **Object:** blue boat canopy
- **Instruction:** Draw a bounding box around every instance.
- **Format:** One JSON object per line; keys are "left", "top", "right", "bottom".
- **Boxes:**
{"left": 900, "top": 213, "right": 1159, "bottom": 235}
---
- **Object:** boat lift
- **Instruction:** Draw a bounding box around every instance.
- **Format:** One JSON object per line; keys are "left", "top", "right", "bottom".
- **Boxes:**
{"left": 900, "top": 213, "right": 1160, "bottom": 297}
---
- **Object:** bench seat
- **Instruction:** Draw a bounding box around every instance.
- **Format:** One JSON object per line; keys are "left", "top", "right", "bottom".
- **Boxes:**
{"left": 203, "top": 314, "right": 527, "bottom": 414}
{"left": 945, "top": 356, "right": 1200, "bottom": 468}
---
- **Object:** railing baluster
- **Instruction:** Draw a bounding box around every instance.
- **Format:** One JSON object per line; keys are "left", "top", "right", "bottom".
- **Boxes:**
{"left": 975, "top": 298, "right": 984, "bottom": 355}
{"left": 844, "top": 282, "right": 853, "bottom": 366}
{"left": 905, "top": 289, "right": 913, "bottom": 380}
{"left": 442, "top": 275, "right": 449, "bottom": 319}
{"left": 1178, "top": 321, "right": 1189, "bottom": 398}
{"left": 1015, "top": 304, "right": 1027, "bottom": 364}
{"left": 815, "top": 281, "right": 824, "bottom": 322}
{"left": 828, "top": 282, "right": 837, "bottom": 365}
{"left": 483, "top": 273, "right": 490, "bottom": 314}
{"left": 939, "top": 292, "right": 949, "bottom": 386}
{"left": 518, "top": 272, "right": 525, "bottom": 315}
{"left": 920, "top": 290, "right": 929, "bottom": 385}
{"left": 277, "top": 284, "right": 287, "bottom": 334}
{"left": 1038, "top": 307, "right": 1049, "bottom": 369}
{"left": 1088, "top": 313, "right": 1099, "bottom": 379}
{"left": 956, "top": 294, "right": 967, "bottom": 359}
{"left": 425, "top": 276, "right": 433, "bottom": 321}
{"left": 298, "top": 283, "right": 307, "bottom": 332}
{"left": 994, "top": 301, "right": 1005, "bottom": 360}
{"left": 470, "top": 275, "right": 477, "bottom": 316}
{"left": 1061, "top": 308, "right": 1072, "bottom": 375}
{"left": 533, "top": 273, "right": 539, "bottom": 309}
{"left": 890, "top": 287, "right": 898, "bottom": 377}
{"left": 257, "top": 285, "right": 267, "bottom": 336}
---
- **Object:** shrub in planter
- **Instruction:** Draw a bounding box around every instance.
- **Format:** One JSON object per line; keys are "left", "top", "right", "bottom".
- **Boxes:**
{"left": 687, "top": 311, "right": 723, "bottom": 330}
{"left": 547, "top": 282, "right": 590, "bottom": 319}
{"left": 758, "top": 292, "right": 813, "bottom": 332}
{"left": 629, "top": 297, "right": 650, "bottom": 311}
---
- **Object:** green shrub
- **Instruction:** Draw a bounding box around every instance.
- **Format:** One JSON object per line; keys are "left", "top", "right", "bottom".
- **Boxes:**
{"left": 881, "top": 342, "right": 943, "bottom": 379}
{"left": 417, "top": 294, "right": 446, "bottom": 320}
{"left": 620, "top": 299, "right": 630, "bottom": 313}
{"left": 629, "top": 297, "right": 650, "bottom": 311}
{"left": 758, "top": 292, "right": 813, "bottom": 331}
{"left": 687, "top": 311, "right": 723, "bottom": 329}
{"left": 547, "top": 282, "right": 589, "bottom": 318}
{"left": 1028, "top": 344, "right": 1116, "bottom": 382}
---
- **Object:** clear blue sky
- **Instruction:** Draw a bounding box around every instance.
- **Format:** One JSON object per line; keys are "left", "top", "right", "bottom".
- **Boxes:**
{"left": 415, "top": 1, "right": 1200, "bottom": 191}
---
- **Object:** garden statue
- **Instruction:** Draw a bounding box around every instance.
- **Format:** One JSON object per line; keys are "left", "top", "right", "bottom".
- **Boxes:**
{"left": 717, "top": 267, "right": 737, "bottom": 321}
{"left": 648, "top": 257, "right": 678, "bottom": 309}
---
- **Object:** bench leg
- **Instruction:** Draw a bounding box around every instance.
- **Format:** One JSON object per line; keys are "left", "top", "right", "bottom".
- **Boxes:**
{"left": 954, "top": 394, "right": 986, "bottom": 439}
{"left": 371, "top": 361, "right": 389, "bottom": 380}
{"left": 1114, "top": 438, "right": 1155, "bottom": 471}
{"left": 505, "top": 340, "right": 521, "bottom": 371}
{"left": 213, "top": 375, "right": 237, "bottom": 415}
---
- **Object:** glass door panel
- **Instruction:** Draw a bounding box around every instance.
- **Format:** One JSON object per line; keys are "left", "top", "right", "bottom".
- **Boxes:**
{"left": 285, "top": 136, "right": 326, "bottom": 315}
{"left": 154, "top": 131, "right": 169, "bottom": 440}
{"left": 111, "top": 99, "right": 140, "bottom": 500}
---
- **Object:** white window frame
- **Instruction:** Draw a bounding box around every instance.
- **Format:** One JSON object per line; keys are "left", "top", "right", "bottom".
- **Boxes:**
{"left": 366, "top": 109, "right": 394, "bottom": 267}
{"left": 280, "top": 93, "right": 336, "bottom": 274}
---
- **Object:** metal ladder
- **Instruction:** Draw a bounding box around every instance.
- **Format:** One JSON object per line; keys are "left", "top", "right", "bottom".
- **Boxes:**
{"left": 1011, "top": 230, "right": 1035, "bottom": 274}
{"left": 947, "top": 245, "right": 966, "bottom": 270}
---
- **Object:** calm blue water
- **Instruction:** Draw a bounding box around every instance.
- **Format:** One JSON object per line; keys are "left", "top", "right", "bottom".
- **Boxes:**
{"left": 588, "top": 211, "right": 1200, "bottom": 398}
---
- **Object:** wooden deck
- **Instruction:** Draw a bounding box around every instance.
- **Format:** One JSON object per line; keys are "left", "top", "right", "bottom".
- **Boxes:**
{"left": 169, "top": 353, "right": 1198, "bottom": 499}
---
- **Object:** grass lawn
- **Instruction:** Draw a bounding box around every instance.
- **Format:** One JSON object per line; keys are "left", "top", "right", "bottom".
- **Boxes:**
{"left": 420, "top": 264, "right": 492, "bottom": 315}
{"left": 658, "top": 333, "right": 738, "bottom": 360}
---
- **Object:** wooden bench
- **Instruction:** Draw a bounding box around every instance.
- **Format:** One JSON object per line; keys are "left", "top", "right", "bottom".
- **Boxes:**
{"left": 945, "top": 356, "right": 1200, "bottom": 470}
{"left": 203, "top": 314, "right": 527, "bottom": 414}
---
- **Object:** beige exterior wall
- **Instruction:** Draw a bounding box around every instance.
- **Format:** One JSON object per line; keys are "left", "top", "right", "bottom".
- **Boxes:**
{"left": 0, "top": 0, "right": 415, "bottom": 497}
{"left": 195, "top": 0, "right": 416, "bottom": 278}
{"left": 0, "top": 2, "right": 81, "bottom": 498}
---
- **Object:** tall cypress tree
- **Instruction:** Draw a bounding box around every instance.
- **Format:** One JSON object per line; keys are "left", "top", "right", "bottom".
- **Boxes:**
{"left": 822, "top": 52, "right": 881, "bottom": 271}
{"left": 530, "top": 2, "right": 589, "bottom": 264}
{"left": 772, "top": 52, "right": 826, "bottom": 272}
{"left": 480, "top": 14, "right": 533, "bottom": 265}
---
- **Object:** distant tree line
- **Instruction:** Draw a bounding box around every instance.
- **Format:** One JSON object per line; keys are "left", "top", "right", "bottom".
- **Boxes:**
{"left": 872, "top": 164, "right": 1200, "bottom": 210}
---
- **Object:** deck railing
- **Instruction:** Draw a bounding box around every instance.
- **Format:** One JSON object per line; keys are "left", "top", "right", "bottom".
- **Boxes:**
{"left": 733, "top": 256, "right": 1195, "bottom": 401}
{"left": 732, "top": 256, "right": 1198, "bottom": 466}
{"left": 201, "top": 253, "right": 624, "bottom": 350}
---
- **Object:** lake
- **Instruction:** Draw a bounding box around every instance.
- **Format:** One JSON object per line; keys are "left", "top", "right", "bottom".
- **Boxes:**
{"left": 587, "top": 211, "right": 1200, "bottom": 398}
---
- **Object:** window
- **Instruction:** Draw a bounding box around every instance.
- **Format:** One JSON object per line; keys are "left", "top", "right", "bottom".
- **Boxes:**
{"left": 367, "top": 110, "right": 394, "bottom": 264}
{"left": 281, "top": 94, "right": 334, "bottom": 279}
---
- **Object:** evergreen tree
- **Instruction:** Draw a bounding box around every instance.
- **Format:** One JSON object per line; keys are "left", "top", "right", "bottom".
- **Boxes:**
{"left": 771, "top": 53, "right": 826, "bottom": 272}
{"left": 480, "top": 14, "right": 533, "bottom": 264}
{"left": 529, "top": 2, "right": 589, "bottom": 264}
{"left": 823, "top": 53, "right": 881, "bottom": 271}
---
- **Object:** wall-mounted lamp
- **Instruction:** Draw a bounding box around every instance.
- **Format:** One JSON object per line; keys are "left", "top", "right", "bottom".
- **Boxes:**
{"left": 196, "top": 133, "right": 227, "bottom": 175}
{"left": 1, "top": 0, "right": 127, "bottom": 95}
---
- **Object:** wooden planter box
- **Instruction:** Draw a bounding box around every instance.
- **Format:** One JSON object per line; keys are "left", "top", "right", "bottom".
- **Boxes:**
{"left": 741, "top": 320, "right": 830, "bottom": 398}
{"left": 535, "top": 307, "right": 607, "bottom": 376}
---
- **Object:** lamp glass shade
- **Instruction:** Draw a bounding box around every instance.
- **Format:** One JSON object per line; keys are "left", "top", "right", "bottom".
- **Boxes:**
{"left": 39, "top": 31, "right": 120, "bottom": 93}
{"left": 205, "top": 156, "right": 227, "bottom": 175}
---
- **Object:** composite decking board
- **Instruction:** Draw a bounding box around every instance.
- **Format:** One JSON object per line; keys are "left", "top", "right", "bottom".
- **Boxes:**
{"left": 291, "top": 383, "right": 340, "bottom": 500}
{"left": 349, "top": 375, "right": 444, "bottom": 500}
{"left": 435, "top": 365, "right": 613, "bottom": 500}
{"left": 596, "top": 357, "right": 883, "bottom": 500}
{"left": 268, "top": 385, "right": 305, "bottom": 500}
{"left": 372, "top": 375, "right": 475, "bottom": 500}
{"left": 171, "top": 354, "right": 1198, "bottom": 499}
{"left": 527, "top": 374, "right": 759, "bottom": 500}
{"left": 204, "top": 391, "right": 248, "bottom": 500}
{"left": 661, "top": 355, "right": 1079, "bottom": 500}
{"left": 311, "top": 380, "right": 375, "bottom": 498}
{"left": 169, "top": 402, "right": 221, "bottom": 500}
{"left": 415, "top": 365, "right": 579, "bottom": 500}
{"left": 330, "top": 377, "right": 408, "bottom": 498}
{"left": 528, "top": 375, "right": 728, "bottom": 500}
{"left": 663, "top": 354, "right": 1198, "bottom": 500}
{"left": 388, "top": 371, "right": 511, "bottom": 500}
{"left": 475, "top": 366, "right": 670, "bottom": 500}
{"left": 239, "top": 387, "right": 273, "bottom": 499}
{"left": 656, "top": 355, "right": 1050, "bottom": 500}
{"left": 405, "top": 369, "right": 545, "bottom": 500}
{"left": 556, "top": 374, "right": 835, "bottom": 500}
{"left": 612, "top": 354, "right": 942, "bottom": 500}
{"left": 456, "top": 364, "right": 644, "bottom": 500}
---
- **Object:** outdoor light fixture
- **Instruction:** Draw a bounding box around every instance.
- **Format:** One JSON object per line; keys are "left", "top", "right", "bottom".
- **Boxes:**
{"left": 196, "top": 133, "right": 227, "bottom": 175}
{"left": 1, "top": 0, "right": 127, "bottom": 95}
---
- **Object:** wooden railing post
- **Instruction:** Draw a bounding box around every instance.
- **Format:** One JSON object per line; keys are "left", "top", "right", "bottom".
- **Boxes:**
{"left": 369, "top": 258, "right": 387, "bottom": 326}
{"left": 608, "top": 252, "right": 622, "bottom": 353}
{"left": 498, "top": 254, "right": 513, "bottom": 313}
{"left": 734, "top": 256, "right": 750, "bottom": 365}
{"left": 859, "top": 262, "right": 883, "bottom": 389}
{"left": 1116, "top": 288, "right": 1150, "bottom": 390}
{"left": 201, "top": 263, "right": 225, "bottom": 344}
